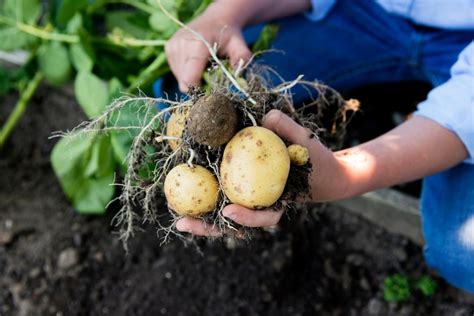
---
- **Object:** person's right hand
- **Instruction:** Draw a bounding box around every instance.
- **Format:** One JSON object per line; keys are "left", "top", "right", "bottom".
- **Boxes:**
{"left": 165, "top": 4, "right": 252, "bottom": 92}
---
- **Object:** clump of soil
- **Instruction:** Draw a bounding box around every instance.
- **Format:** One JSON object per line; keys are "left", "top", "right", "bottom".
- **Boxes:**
{"left": 187, "top": 93, "right": 238, "bottom": 147}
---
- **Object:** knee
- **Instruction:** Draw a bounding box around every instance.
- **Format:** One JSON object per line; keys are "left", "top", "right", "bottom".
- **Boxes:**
{"left": 424, "top": 237, "right": 474, "bottom": 293}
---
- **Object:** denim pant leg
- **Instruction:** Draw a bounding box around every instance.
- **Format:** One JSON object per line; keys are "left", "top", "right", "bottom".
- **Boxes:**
{"left": 421, "top": 164, "right": 474, "bottom": 293}
{"left": 254, "top": 0, "right": 424, "bottom": 104}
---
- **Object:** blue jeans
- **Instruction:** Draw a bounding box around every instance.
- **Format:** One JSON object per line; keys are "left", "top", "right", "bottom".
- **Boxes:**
{"left": 155, "top": 0, "right": 474, "bottom": 292}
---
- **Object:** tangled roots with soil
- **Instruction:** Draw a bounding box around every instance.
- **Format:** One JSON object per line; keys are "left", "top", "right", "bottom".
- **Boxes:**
{"left": 59, "top": 62, "right": 359, "bottom": 246}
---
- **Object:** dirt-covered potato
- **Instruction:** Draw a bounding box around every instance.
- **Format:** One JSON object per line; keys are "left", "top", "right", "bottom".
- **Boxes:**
{"left": 220, "top": 126, "right": 290, "bottom": 209}
{"left": 164, "top": 164, "right": 219, "bottom": 216}
{"left": 288, "top": 144, "right": 309, "bottom": 166}
{"left": 187, "top": 93, "right": 238, "bottom": 147}
{"left": 166, "top": 110, "right": 188, "bottom": 151}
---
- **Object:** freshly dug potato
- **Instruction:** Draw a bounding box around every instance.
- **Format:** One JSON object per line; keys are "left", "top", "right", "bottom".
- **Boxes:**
{"left": 166, "top": 110, "right": 188, "bottom": 151}
{"left": 220, "top": 126, "right": 290, "bottom": 209}
{"left": 187, "top": 93, "right": 238, "bottom": 147}
{"left": 288, "top": 144, "right": 309, "bottom": 166}
{"left": 164, "top": 164, "right": 219, "bottom": 216}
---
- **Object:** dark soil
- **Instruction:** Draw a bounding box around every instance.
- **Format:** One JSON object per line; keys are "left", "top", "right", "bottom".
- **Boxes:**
{"left": 1, "top": 86, "right": 473, "bottom": 316}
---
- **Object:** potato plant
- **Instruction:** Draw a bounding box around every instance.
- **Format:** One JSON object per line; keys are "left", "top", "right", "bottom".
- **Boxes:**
{"left": 57, "top": 4, "right": 359, "bottom": 242}
{"left": 0, "top": 0, "right": 212, "bottom": 213}
{"left": 1, "top": 0, "right": 359, "bottom": 242}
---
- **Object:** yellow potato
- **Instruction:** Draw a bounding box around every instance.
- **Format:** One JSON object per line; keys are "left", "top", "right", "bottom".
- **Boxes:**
{"left": 287, "top": 144, "right": 309, "bottom": 166}
{"left": 166, "top": 110, "right": 188, "bottom": 151}
{"left": 164, "top": 164, "right": 219, "bottom": 216}
{"left": 220, "top": 126, "right": 290, "bottom": 209}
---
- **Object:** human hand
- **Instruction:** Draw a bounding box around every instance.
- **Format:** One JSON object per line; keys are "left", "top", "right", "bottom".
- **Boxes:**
{"left": 165, "top": 3, "right": 252, "bottom": 92}
{"left": 176, "top": 110, "right": 345, "bottom": 236}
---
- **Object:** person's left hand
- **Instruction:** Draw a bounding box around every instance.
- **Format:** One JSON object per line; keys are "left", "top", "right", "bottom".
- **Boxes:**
{"left": 175, "top": 109, "right": 335, "bottom": 236}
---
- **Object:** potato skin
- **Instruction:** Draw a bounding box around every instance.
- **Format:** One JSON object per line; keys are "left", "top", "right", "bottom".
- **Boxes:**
{"left": 187, "top": 93, "right": 238, "bottom": 147}
{"left": 164, "top": 164, "right": 219, "bottom": 216}
{"left": 166, "top": 111, "right": 188, "bottom": 151}
{"left": 220, "top": 126, "right": 290, "bottom": 209}
{"left": 288, "top": 144, "right": 309, "bottom": 166}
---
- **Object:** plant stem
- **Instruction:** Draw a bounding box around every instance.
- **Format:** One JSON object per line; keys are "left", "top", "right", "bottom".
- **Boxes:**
{"left": 0, "top": 15, "right": 80, "bottom": 43}
{"left": 107, "top": 34, "right": 167, "bottom": 47}
{"left": 16, "top": 22, "right": 79, "bottom": 43}
{"left": 126, "top": 53, "right": 168, "bottom": 93}
{"left": 0, "top": 72, "right": 44, "bottom": 149}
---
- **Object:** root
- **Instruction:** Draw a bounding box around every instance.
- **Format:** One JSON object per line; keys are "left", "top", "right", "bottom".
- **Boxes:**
{"left": 53, "top": 6, "right": 359, "bottom": 247}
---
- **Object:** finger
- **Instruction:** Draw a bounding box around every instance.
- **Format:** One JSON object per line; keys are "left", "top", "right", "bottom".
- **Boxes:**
{"left": 170, "top": 39, "right": 209, "bottom": 92}
{"left": 262, "top": 110, "right": 312, "bottom": 146}
{"left": 165, "top": 41, "right": 181, "bottom": 86}
{"left": 222, "top": 204, "right": 283, "bottom": 228}
{"left": 180, "top": 54, "right": 208, "bottom": 91}
{"left": 222, "top": 33, "right": 252, "bottom": 68}
{"left": 176, "top": 217, "right": 222, "bottom": 237}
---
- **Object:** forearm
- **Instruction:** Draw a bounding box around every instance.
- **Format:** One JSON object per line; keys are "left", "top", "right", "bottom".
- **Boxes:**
{"left": 204, "top": 0, "right": 311, "bottom": 27}
{"left": 331, "top": 116, "right": 468, "bottom": 199}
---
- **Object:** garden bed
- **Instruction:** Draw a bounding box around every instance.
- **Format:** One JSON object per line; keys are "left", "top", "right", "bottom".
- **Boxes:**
{"left": 1, "top": 87, "right": 473, "bottom": 315}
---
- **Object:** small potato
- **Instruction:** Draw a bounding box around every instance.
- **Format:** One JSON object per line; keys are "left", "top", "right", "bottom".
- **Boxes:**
{"left": 287, "top": 144, "right": 309, "bottom": 166}
{"left": 164, "top": 164, "right": 219, "bottom": 216}
{"left": 220, "top": 126, "right": 290, "bottom": 209}
{"left": 166, "top": 110, "right": 188, "bottom": 151}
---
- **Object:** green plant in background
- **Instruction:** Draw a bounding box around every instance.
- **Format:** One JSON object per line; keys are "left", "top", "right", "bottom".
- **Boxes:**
{"left": 0, "top": 0, "right": 277, "bottom": 214}
{"left": 383, "top": 274, "right": 411, "bottom": 302}
{"left": 383, "top": 274, "right": 438, "bottom": 302}
{"left": 0, "top": 0, "right": 211, "bottom": 214}
{"left": 415, "top": 275, "right": 438, "bottom": 297}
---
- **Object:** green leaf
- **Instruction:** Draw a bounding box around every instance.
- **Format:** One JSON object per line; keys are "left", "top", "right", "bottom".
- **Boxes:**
{"left": 177, "top": 0, "right": 211, "bottom": 22}
{"left": 0, "top": 67, "right": 28, "bottom": 96}
{"left": 108, "top": 77, "right": 123, "bottom": 99}
{"left": 38, "top": 41, "right": 72, "bottom": 86}
{"left": 105, "top": 11, "right": 151, "bottom": 38}
{"left": 0, "top": 27, "right": 35, "bottom": 51}
{"left": 108, "top": 97, "right": 157, "bottom": 172}
{"left": 55, "top": 0, "right": 88, "bottom": 26}
{"left": 252, "top": 24, "right": 279, "bottom": 54}
{"left": 51, "top": 134, "right": 116, "bottom": 214}
{"left": 0, "top": 0, "right": 40, "bottom": 51}
{"left": 84, "top": 133, "right": 115, "bottom": 177}
{"left": 69, "top": 43, "right": 93, "bottom": 72}
{"left": 66, "top": 13, "right": 83, "bottom": 34}
{"left": 147, "top": 0, "right": 176, "bottom": 11}
{"left": 3, "top": 0, "right": 41, "bottom": 23}
{"left": 383, "top": 274, "right": 411, "bottom": 302}
{"left": 73, "top": 172, "right": 115, "bottom": 214}
{"left": 416, "top": 276, "right": 438, "bottom": 297}
{"left": 74, "top": 71, "right": 109, "bottom": 118}
{"left": 148, "top": 11, "right": 177, "bottom": 35}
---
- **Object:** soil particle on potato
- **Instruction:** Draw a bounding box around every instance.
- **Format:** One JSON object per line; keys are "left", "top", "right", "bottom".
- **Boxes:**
{"left": 187, "top": 93, "right": 238, "bottom": 147}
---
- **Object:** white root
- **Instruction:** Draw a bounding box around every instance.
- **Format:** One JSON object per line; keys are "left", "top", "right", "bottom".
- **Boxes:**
{"left": 187, "top": 148, "right": 195, "bottom": 168}
{"left": 275, "top": 74, "right": 304, "bottom": 93}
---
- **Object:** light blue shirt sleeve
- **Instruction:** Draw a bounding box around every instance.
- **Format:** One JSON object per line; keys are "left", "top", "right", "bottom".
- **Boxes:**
{"left": 414, "top": 42, "right": 474, "bottom": 164}
{"left": 305, "top": 0, "right": 338, "bottom": 21}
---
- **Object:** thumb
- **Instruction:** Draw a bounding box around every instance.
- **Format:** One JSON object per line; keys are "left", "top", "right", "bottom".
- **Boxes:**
{"left": 222, "top": 32, "right": 252, "bottom": 68}
{"left": 262, "top": 110, "right": 312, "bottom": 146}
